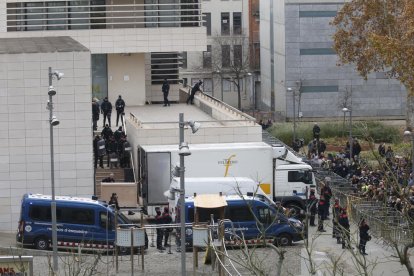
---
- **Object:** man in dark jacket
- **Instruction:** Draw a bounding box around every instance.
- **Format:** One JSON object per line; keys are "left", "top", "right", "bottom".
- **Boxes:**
{"left": 155, "top": 207, "right": 166, "bottom": 251}
{"left": 308, "top": 189, "right": 318, "bottom": 226}
{"left": 92, "top": 98, "right": 100, "bottom": 131}
{"left": 339, "top": 208, "right": 351, "bottom": 249}
{"left": 317, "top": 196, "right": 326, "bottom": 232}
{"left": 162, "top": 79, "right": 170, "bottom": 107}
{"left": 115, "top": 95, "right": 125, "bottom": 127}
{"left": 313, "top": 123, "right": 321, "bottom": 140}
{"left": 101, "top": 97, "right": 112, "bottom": 127}
{"left": 332, "top": 199, "right": 341, "bottom": 242}
{"left": 186, "top": 80, "right": 202, "bottom": 105}
{"left": 101, "top": 124, "right": 113, "bottom": 141}
{"left": 93, "top": 135, "right": 104, "bottom": 168}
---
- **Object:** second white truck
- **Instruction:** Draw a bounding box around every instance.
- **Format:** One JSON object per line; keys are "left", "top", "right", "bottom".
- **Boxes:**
{"left": 137, "top": 142, "right": 316, "bottom": 217}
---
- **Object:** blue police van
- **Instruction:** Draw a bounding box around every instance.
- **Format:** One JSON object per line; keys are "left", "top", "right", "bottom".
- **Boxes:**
{"left": 16, "top": 193, "right": 145, "bottom": 251}
{"left": 179, "top": 195, "right": 304, "bottom": 247}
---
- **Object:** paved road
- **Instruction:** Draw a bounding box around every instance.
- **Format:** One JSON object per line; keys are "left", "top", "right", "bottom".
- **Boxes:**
{"left": 0, "top": 220, "right": 413, "bottom": 275}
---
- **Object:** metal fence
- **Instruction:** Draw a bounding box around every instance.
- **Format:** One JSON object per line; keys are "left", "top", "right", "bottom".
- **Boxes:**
{"left": 314, "top": 167, "right": 413, "bottom": 246}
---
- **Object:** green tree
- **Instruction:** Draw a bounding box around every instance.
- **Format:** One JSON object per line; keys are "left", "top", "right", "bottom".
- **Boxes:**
{"left": 332, "top": 0, "right": 414, "bottom": 127}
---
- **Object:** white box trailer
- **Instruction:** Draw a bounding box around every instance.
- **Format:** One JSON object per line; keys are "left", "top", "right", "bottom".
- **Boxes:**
{"left": 137, "top": 142, "right": 315, "bottom": 216}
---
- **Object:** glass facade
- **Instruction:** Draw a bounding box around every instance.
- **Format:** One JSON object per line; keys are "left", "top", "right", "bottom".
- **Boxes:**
{"left": 91, "top": 54, "right": 108, "bottom": 101}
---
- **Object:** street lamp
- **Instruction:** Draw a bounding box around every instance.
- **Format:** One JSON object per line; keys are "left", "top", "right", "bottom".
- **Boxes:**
{"left": 178, "top": 113, "right": 200, "bottom": 276}
{"left": 404, "top": 130, "right": 414, "bottom": 173}
{"left": 287, "top": 87, "right": 297, "bottom": 142}
{"left": 342, "top": 107, "right": 353, "bottom": 160}
{"left": 47, "top": 67, "right": 63, "bottom": 275}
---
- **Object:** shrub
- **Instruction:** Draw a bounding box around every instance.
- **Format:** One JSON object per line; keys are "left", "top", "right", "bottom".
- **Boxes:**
{"left": 268, "top": 121, "right": 402, "bottom": 146}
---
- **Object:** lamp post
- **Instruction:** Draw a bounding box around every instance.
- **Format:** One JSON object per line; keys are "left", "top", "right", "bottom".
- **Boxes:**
{"left": 404, "top": 130, "right": 414, "bottom": 174}
{"left": 47, "top": 67, "right": 63, "bottom": 275}
{"left": 178, "top": 113, "right": 200, "bottom": 276}
{"left": 342, "top": 107, "right": 353, "bottom": 160}
{"left": 287, "top": 87, "right": 296, "bottom": 141}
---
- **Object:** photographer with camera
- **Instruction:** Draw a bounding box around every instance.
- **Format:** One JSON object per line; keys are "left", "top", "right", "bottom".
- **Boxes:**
{"left": 359, "top": 218, "right": 371, "bottom": 255}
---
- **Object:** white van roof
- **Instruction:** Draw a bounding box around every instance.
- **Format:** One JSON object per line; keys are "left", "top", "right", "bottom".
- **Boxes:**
{"left": 27, "top": 194, "right": 101, "bottom": 205}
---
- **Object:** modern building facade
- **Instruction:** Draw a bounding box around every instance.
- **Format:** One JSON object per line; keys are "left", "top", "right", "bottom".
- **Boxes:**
{"left": 0, "top": 0, "right": 207, "bottom": 232}
{"left": 180, "top": 0, "right": 260, "bottom": 110}
{"left": 260, "top": 0, "right": 406, "bottom": 119}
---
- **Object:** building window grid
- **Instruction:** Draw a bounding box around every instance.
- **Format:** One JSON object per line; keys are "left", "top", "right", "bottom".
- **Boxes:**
{"left": 6, "top": 0, "right": 203, "bottom": 31}
{"left": 203, "top": 45, "right": 212, "bottom": 69}
{"left": 221, "top": 45, "right": 231, "bottom": 68}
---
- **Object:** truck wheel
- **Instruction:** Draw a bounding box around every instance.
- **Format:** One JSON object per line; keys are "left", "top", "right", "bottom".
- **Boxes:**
{"left": 274, "top": 233, "right": 292, "bottom": 247}
{"left": 284, "top": 203, "right": 302, "bottom": 219}
{"left": 35, "top": 236, "right": 50, "bottom": 250}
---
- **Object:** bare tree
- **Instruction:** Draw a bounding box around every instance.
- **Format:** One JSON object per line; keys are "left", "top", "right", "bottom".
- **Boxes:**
{"left": 211, "top": 35, "right": 251, "bottom": 110}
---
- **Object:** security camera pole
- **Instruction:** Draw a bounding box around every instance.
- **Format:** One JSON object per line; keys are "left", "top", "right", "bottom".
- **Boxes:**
{"left": 178, "top": 113, "right": 200, "bottom": 276}
{"left": 48, "top": 67, "right": 61, "bottom": 275}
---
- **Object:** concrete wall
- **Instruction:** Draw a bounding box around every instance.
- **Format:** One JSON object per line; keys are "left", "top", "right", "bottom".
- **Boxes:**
{"left": 0, "top": 51, "right": 93, "bottom": 232}
{"left": 108, "top": 53, "right": 146, "bottom": 105}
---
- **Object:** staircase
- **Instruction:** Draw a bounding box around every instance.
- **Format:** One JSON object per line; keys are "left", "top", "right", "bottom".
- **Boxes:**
{"left": 95, "top": 166, "right": 125, "bottom": 200}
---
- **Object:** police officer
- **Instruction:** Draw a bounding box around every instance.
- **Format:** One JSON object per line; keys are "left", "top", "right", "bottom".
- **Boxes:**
{"left": 317, "top": 195, "right": 326, "bottom": 232}
{"left": 94, "top": 135, "right": 105, "bottom": 168}
{"left": 115, "top": 95, "right": 125, "bottom": 127}
{"left": 332, "top": 199, "right": 341, "bottom": 242}
{"left": 186, "top": 80, "right": 202, "bottom": 105}
{"left": 101, "top": 124, "right": 113, "bottom": 141}
{"left": 339, "top": 208, "right": 351, "bottom": 249}
{"left": 155, "top": 207, "right": 165, "bottom": 251}
{"left": 101, "top": 97, "right": 112, "bottom": 127}
{"left": 162, "top": 79, "right": 170, "bottom": 107}
{"left": 308, "top": 189, "right": 317, "bottom": 227}
{"left": 359, "top": 219, "right": 370, "bottom": 255}
{"left": 162, "top": 207, "right": 172, "bottom": 247}
{"left": 92, "top": 98, "right": 100, "bottom": 131}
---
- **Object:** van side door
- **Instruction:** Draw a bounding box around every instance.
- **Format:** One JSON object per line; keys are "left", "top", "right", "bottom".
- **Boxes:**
{"left": 257, "top": 206, "right": 282, "bottom": 237}
{"left": 225, "top": 205, "right": 258, "bottom": 240}
{"left": 58, "top": 206, "right": 96, "bottom": 244}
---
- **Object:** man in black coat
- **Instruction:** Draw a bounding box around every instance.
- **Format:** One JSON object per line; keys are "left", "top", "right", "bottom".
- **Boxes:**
{"left": 186, "top": 80, "right": 202, "bottom": 105}
{"left": 101, "top": 124, "right": 113, "bottom": 140}
{"left": 115, "top": 95, "right": 125, "bottom": 127}
{"left": 101, "top": 97, "right": 112, "bottom": 127}
{"left": 92, "top": 98, "right": 100, "bottom": 131}
{"left": 162, "top": 79, "right": 170, "bottom": 107}
{"left": 313, "top": 123, "right": 321, "bottom": 140}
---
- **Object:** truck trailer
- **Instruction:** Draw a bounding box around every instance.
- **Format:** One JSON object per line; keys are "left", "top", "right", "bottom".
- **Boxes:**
{"left": 137, "top": 142, "right": 316, "bottom": 216}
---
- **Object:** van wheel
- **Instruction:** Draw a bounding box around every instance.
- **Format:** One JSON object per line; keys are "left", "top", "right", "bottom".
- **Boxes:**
{"left": 35, "top": 237, "right": 50, "bottom": 250}
{"left": 274, "top": 233, "right": 292, "bottom": 247}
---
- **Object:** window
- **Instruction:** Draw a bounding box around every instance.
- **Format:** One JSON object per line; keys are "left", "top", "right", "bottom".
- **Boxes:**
{"left": 188, "top": 207, "right": 221, "bottom": 223}
{"left": 29, "top": 205, "right": 95, "bottom": 225}
{"left": 203, "top": 13, "right": 211, "bottom": 36}
{"left": 288, "top": 171, "right": 313, "bottom": 184}
{"left": 203, "top": 78, "right": 212, "bottom": 93}
{"left": 100, "top": 212, "right": 114, "bottom": 229}
{"left": 225, "top": 206, "right": 254, "bottom": 221}
{"left": 223, "top": 78, "right": 231, "bottom": 92}
{"left": 233, "top": 45, "right": 242, "bottom": 67}
{"left": 221, "top": 13, "right": 230, "bottom": 35}
{"left": 181, "top": 51, "right": 187, "bottom": 69}
{"left": 25, "top": 2, "right": 45, "bottom": 31}
{"left": 47, "top": 2, "right": 66, "bottom": 30}
{"left": 69, "top": 1, "right": 90, "bottom": 30}
{"left": 257, "top": 207, "right": 273, "bottom": 224}
{"left": 222, "top": 45, "right": 230, "bottom": 67}
{"left": 203, "top": 45, "right": 212, "bottom": 68}
{"left": 233, "top": 12, "right": 242, "bottom": 35}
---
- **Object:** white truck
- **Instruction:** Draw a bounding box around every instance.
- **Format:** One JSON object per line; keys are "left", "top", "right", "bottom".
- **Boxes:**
{"left": 137, "top": 142, "right": 316, "bottom": 217}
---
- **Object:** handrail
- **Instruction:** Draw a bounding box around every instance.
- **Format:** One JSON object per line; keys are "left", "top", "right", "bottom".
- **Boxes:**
{"left": 121, "top": 114, "right": 136, "bottom": 185}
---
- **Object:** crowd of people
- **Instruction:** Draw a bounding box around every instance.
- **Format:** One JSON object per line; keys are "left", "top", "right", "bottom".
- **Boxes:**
{"left": 93, "top": 125, "right": 132, "bottom": 169}
{"left": 298, "top": 124, "right": 414, "bottom": 224}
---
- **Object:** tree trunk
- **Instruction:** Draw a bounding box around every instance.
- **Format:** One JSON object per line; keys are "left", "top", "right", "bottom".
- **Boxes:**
{"left": 406, "top": 92, "right": 414, "bottom": 129}
{"left": 403, "top": 244, "right": 414, "bottom": 276}
{"left": 236, "top": 78, "right": 242, "bottom": 110}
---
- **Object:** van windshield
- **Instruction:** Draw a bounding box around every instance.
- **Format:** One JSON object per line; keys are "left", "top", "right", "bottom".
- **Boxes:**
{"left": 108, "top": 206, "right": 132, "bottom": 224}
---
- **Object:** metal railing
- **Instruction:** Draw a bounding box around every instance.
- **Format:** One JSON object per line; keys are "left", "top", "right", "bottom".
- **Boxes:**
{"left": 7, "top": 1, "right": 203, "bottom": 31}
